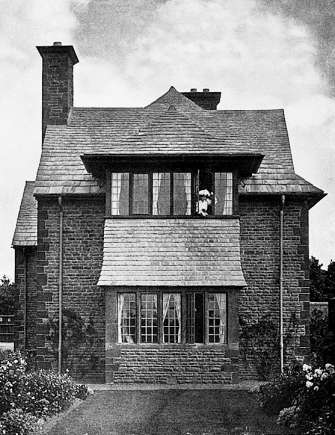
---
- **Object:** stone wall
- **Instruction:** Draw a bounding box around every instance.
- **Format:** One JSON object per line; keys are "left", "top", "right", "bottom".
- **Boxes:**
{"left": 239, "top": 196, "right": 310, "bottom": 378}
{"left": 28, "top": 196, "right": 105, "bottom": 381}
{"left": 15, "top": 194, "right": 310, "bottom": 383}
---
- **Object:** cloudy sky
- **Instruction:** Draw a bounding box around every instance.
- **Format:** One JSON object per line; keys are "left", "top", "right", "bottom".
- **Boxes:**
{"left": 0, "top": 0, "right": 334, "bottom": 279}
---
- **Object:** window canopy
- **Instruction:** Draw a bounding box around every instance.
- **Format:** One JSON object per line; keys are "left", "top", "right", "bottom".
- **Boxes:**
{"left": 81, "top": 152, "right": 264, "bottom": 178}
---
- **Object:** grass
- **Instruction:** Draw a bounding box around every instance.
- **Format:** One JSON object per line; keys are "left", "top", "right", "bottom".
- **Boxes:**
{"left": 41, "top": 389, "right": 286, "bottom": 435}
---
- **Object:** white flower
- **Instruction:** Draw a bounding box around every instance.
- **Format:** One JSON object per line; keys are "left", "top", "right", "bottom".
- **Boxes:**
{"left": 306, "top": 373, "right": 313, "bottom": 381}
{"left": 314, "top": 386, "right": 319, "bottom": 391}
{"left": 321, "top": 372, "right": 329, "bottom": 381}
{"left": 325, "top": 363, "right": 335, "bottom": 374}
{"left": 303, "top": 364, "right": 311, "bottom": 372}
{"left": 314, "top": 368, "right": 322, "bottom": 377}
{"left": 306, "top": 381, "right": 313, "bottom": 388}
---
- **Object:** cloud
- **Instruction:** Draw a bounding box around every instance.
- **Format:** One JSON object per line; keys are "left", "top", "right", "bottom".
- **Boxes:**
{"left": 257, "top": 0, "right": 335, "bottom": 96}
{"left": 0, "top": 0, "right": 334, "bottom": 277}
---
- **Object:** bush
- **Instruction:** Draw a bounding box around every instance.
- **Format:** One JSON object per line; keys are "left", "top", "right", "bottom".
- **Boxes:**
{"left": 0, "top": 408, "right": 39, "bottom": 434}
{"left": 0, "top": 351, "right": 27, "bottom": 414}
{"left": 258, "top": 363, "right": 305, "bottom": 415}
{"left": 259, "top": 362, "right": 335, "bottom": 434}
{"left": 17, "top": 370, "right": 87, "bottom": 418}
{"left": 310, "top": 309, "right": 335, "bottom": 365}
{"left": 0, "top": 351, "right": 90, "bottom": 432}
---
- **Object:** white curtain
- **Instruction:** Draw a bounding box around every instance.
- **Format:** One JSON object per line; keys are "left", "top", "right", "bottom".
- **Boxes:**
{"left": 153, "top": 173, "right": 162, "bottom": 215}
{"left": 175, "top": 294, "right": 181, "bottom": 343}
{"left": 184, "top": 173, "right": 191, "bottom": 215}
{"left": 163, "top": 294, "right": 171, "bottom": 322}
{"left": 215, "top": 293, "right": 226, "bottom": 343}
{"left": 118, "top": 294, "right": 134, "bottom": 344}
{"left": 163, "top": 294, "right": 181, "bottom": 343}
{"left": 117, "top": 294, "right": 124, "bottom": 343}
{"left": 111, "top": 173, "right": 122, "bottom": 215}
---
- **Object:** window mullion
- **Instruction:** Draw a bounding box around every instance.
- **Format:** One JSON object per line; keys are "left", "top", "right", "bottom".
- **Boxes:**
{"left": 204, "top": 291, "right": 209, "bottom": 345}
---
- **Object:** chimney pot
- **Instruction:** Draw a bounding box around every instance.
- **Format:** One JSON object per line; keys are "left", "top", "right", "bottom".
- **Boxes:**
{"left": 53, "top": 41, "right": 62, "bottom": 46}
{"left": 203, "top": 88, "right": 209, "bottom": 92}
{"left": 190, "top": 88, "right": 197, "bottom": 92}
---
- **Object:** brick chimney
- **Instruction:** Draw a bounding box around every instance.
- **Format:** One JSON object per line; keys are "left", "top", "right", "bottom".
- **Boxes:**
{"left": 182, "top": 88, "right": 221, "bottom": 110}
{"left": 37, "top": 42, "right": 79, "bottom": 141}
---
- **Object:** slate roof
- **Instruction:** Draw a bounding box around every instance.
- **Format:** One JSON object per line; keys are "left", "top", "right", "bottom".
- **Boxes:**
{"left": 98, "top": 219, "right": 246, "bottom": 287}
{"left": 12, "top": 182, "right": 37, "bottom": 247}
{"left": 33, "top": 86, "right": 324, "bottom": 197}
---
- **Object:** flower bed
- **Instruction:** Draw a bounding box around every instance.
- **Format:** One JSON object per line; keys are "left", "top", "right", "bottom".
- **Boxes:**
{"left": 0, "top": 350, "right": 91, "bottom": 434}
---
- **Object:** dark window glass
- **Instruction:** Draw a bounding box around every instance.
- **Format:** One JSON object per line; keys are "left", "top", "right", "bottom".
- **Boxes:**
{"left": 132, "top": 173, "right": 149, "bottom": 214}
{"left": 186, "top": 293, "right": 204, "bottom": 343}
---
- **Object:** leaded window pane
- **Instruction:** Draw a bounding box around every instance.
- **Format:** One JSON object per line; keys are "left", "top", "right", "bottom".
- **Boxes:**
{"left": 207, "top": 293, "right": 226, "bottom": 343}
{"left": 140, "top": 294, "right": 158, "bottom": 343}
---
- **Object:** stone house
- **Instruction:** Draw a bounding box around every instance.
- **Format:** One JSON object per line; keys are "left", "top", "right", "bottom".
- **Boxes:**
{"left": 12, "top": 43, "right": 325, "bottom": 383}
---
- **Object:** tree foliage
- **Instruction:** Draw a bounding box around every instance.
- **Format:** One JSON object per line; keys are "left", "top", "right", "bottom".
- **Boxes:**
{"left": 0, "top": 276, "right": 18, "bottom": 315}
{"left": 310, "top": 257, "right": 335, "bottom": 301}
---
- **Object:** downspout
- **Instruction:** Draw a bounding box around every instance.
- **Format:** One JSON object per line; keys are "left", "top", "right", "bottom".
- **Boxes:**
{"left": 23, "top": 247, "right": 27, "bottom": 350}
{"left": 279, "top": 194, "right": 286, "bottom": 373}
{"left": 58, "top": 196, "right": 63, "bottom": 374}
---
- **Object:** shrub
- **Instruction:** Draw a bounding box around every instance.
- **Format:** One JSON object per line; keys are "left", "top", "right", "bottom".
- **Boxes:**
{"left": 74, "top": 383, "right": 90, "bottom": 400}
{"left": 257, "top": 363, "right": 305, "bottom": 415}
{"left": 239, "top": 314, "right": 280, "bottom": 380}
{"left": 259, "top": 362, "right": 335, "bottom": 434}
{"left": 0, "top": 408, "right": 39, "bottom": 434}
{"left": 0, "top": 351, "right": 27, "bottom": 414}
{"left": 0, "top": 350, "right": 90, "bottom": 435}
{"left": 17, "top": 370, "right": 89, "bottom": 418}
{"left": 46, "top": 308, "right": 102, "bottom": 378}
{"left": 310, "top": 309, "right": 335, "bottom": 365}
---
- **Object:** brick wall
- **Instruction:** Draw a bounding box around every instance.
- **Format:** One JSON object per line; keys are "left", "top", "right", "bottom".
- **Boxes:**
{"left": 239, "top": 196, "right": 310, "bottom": 378}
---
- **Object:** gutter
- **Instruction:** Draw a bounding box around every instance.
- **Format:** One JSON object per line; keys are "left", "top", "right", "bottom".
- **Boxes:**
{"left": 279, "top": 194, "right": 285, "bottom": 373}
{"left": 58, "top": 196, "right": 63, "bottom": 374}
{"left": 23, "top": 247, "right": 27, "bottom": 349}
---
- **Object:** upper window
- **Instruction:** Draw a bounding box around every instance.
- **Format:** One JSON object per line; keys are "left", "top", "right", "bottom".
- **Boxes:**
{"left": 109, "top": 170, "right": 233, "bottom": 216}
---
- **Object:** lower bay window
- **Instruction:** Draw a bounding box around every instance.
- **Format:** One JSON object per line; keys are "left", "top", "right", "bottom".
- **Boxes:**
{"left": 117, "top": 291, "right": 227, "bottom": 345}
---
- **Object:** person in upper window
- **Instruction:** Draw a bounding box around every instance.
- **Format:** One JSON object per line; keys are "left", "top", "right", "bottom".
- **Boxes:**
{"left": 196, "top": 189, "right": 213, "bottom": 216}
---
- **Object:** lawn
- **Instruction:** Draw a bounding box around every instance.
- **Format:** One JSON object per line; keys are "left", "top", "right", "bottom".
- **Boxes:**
{"left": 42, "top": 389, "right": 287, "bottom": 435}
